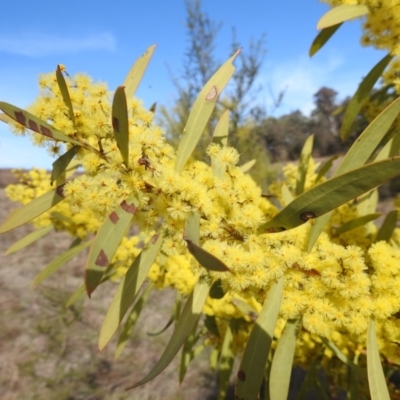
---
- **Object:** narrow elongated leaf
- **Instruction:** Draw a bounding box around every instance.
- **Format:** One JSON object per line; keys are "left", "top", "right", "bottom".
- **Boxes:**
{"left": 180, "top": 342, "right": 205, "bottom": 382}
{"left": 123, "top": 44, "right": 156, "bottom": 98}
{"left": 296, "top": 134, "right": 314, "bottom": 196}
{"left": 376, "top": 137, "right": 394, "bottom": 162}
{"left": 5, "top": 226, "right": 52, "bottom": 255}
{"left": 0, "top": 185, "right": 66, "bottom": 233}
{"left": 179, "top": 318, "right": 200, "bottom": 382}
{"left": 185, "top": 239, "right": 231, "bottom": 272}
{"left": 348, "top": 363, "right": 360, "bottom": 400}
{"left": 357, "top": 190, "right": 379, "bottom": 236}
{"left": 297, "top": 355, "right": 323, "bottom": 400}
{"left": 65, "top": 284, "right": 86, "bottom": 308}
{"left": 184, "top": 212, "right": 230, "bottom": 272}
{"left": 261, "top": 157, "right": 400, "bottom": 232}
{"left": 339, "top": 96, "right": 400, "bottom": 172}
{"left": 51, "top": 146, "right": 79, "bottom": 184}
{"left": 235, "top": 277, "right": 284, "bottom": 400}
{"left": 0, "top": 102, "right": 81, "bottom": 146}
{"left": 213, "top": 109, "right": 229, "bottom": 147}
{"left": 334, "top": 213, "right": 381, "bottom": 236}
{"left": 126, "top": 279, "right": 210, "bottom": 389}
{"left": 210, "top": 347, "right": 220, "bottom": 371}
{"left": 232, "top": 298, "right": 258, "bottom": 322}
{"left": 0, "top": 113, "right": 12, "bottom": 123}
{"left": 269, "top": 318, "right": 302, "bottom": 400}
{"left": 112, "top": 86, "right": 129, "bottom": 166}
{"left": 56, "top": 65, "right": 76, "bottom": 126}
{"left": 147, "top": 316, "right": 174, "bottom": 337}
{"left": 315, "top": 154, "right": 339, "bottom": 182}
{"left": 376, "top": 210, "right": 398, "bottom": 242}
{"left": 185, "top": 212, "right": 200, "bottom": 245}
{"left": 85, "top": 195, "right": 138, "bottom": 297}
{"left": 50, "top": 211, "right": 73, "bottom": 225}
{"left": 281, "top": 184, "right": 294, "bottom": 206}
{"left": 205, "top": 314, "right": 220, "bottom": 338}
{"left": 322, "top": 337, "right": 360, "bottom": 369}
{"left": 149, "top": 102, "right": 157, "bottom": 113}
{"left": 65, "top": 268, "right": 114, "bottom": 308}
{"left": 390, "top": 129, "right": 400, "bottom": 156}
{"left": 308, "top": 96, "right": 400, "bottom": 250}
{"left": 210, "top": 279, "right": 225, "bottom": 299}
{"left": 212, "top": 110, "right": 230, "bottom": 178}
{"left": 217, "top": 322, "right": 235, "bottom": 400}
{"left": 317, "top": 5, "right": 369, "bottom": 29}
{"left": 174, "top": 50, "right": 240, "bottom": 172}
{"left": 240, "top": 159, "right": 256, "bottom": 173}
{"left": 115, "top": 284, "right": 153, "bottom": 359}
{"left": 98, "top": 233, "right": 163, "bottom": 350}
{"left": 340, "top": 54, "right": 393, "bottom": 140}
{"left": 33, "top": 240, "right": 93, "bottom": 285}
{"left": 367, "top": 319, "right": 390, "bottom": 400}
{"left": 309, "top": 23, "right": 342, "bottom": 57}
{"left": 263, "top": 351, "right": 273, "bottom": 400}
{"left": 148, "top": 290, "right": 181, "bottom": 336}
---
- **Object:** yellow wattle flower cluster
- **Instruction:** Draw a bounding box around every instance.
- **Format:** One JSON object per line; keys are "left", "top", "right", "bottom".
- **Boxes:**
{"left": 5, "top": 168, "right": 102, "bottom": 237}
{"left": 321, "top": 0, "right": 400, "bottom": 92}
{"left": 5, "top": 68, "right": 400, "bottom": 378}
{"left": 268, "top": 158, "right": 324, "bottom": 206}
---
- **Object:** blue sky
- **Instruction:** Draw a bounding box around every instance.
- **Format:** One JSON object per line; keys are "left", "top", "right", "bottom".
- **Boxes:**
{"left": 0, "top": 0, "right": 386, "bottom": 169}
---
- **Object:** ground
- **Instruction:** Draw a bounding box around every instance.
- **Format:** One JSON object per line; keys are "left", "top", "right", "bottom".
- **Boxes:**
{"left": 0, "top": 170, "right": 218, "bottom": 400}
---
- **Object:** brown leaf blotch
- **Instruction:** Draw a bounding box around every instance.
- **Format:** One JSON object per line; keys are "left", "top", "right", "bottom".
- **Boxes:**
{"left": 28, "top": 119, "right": 39, "bottom": 132}
{"left": 237, "top": 370, "right": 246, "bottom": 381}
{"left": 56, "top": 184, "right": 66, "bottom": 198}
{"left": 300, "top": 211, "right": 316, "bottom": 222}
{"left": 112, "top": 116, "right": 119, "bottom": 132}
{"left": 120, "top": 200, "right": 136, "bottom": 214}
{"left": 40, "top": 125, "right": 54, "bottom": 138}
{"left": 109, "top": 211, "right": 119, "bottom": 224}
{"left": 95, "top": 249, "right": 109, "bottom": 267}
{"left": 14, "top": 110, "right": 26, "bottom": 125}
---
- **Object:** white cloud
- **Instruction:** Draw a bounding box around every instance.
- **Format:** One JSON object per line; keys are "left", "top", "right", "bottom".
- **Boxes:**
{"left": 262, "top": 51, "right": 361, "bottom": 117}
{"left": 0, "top": 32, "right": 116, "bottom": 57}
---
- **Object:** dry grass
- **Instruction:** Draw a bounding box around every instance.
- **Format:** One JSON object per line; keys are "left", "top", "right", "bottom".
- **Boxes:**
{"left": 0, "top": 186, "right": 220, "bottom": 400}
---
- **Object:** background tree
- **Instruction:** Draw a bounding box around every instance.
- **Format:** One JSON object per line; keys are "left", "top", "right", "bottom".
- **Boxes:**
{"left": 159, "top": 0, "right": 274, "bottom": 190}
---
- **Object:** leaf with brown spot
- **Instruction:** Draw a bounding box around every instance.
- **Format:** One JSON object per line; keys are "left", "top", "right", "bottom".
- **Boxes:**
{"left": 174, "top": 49, "right": 240, "bottom": 172}
{"left": 85, "top": 195, "right": 138, "bottom": 297}
{"left": 95, "top": 249, "right": 109, "bottom": 267}
{"left": 112, "top": 87, "right": 129, "bottom": 166}
{"left": 0, "top": 101, "right": 81, "bottom": 146}
{"left": 109, "top": 211, "right": 119, "bottom": 224}
{"left": 120, "top": 199, "right": 136, "bottom": 214}
{"left": 260, "top": 157, "right": 400, "bottom": 233}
